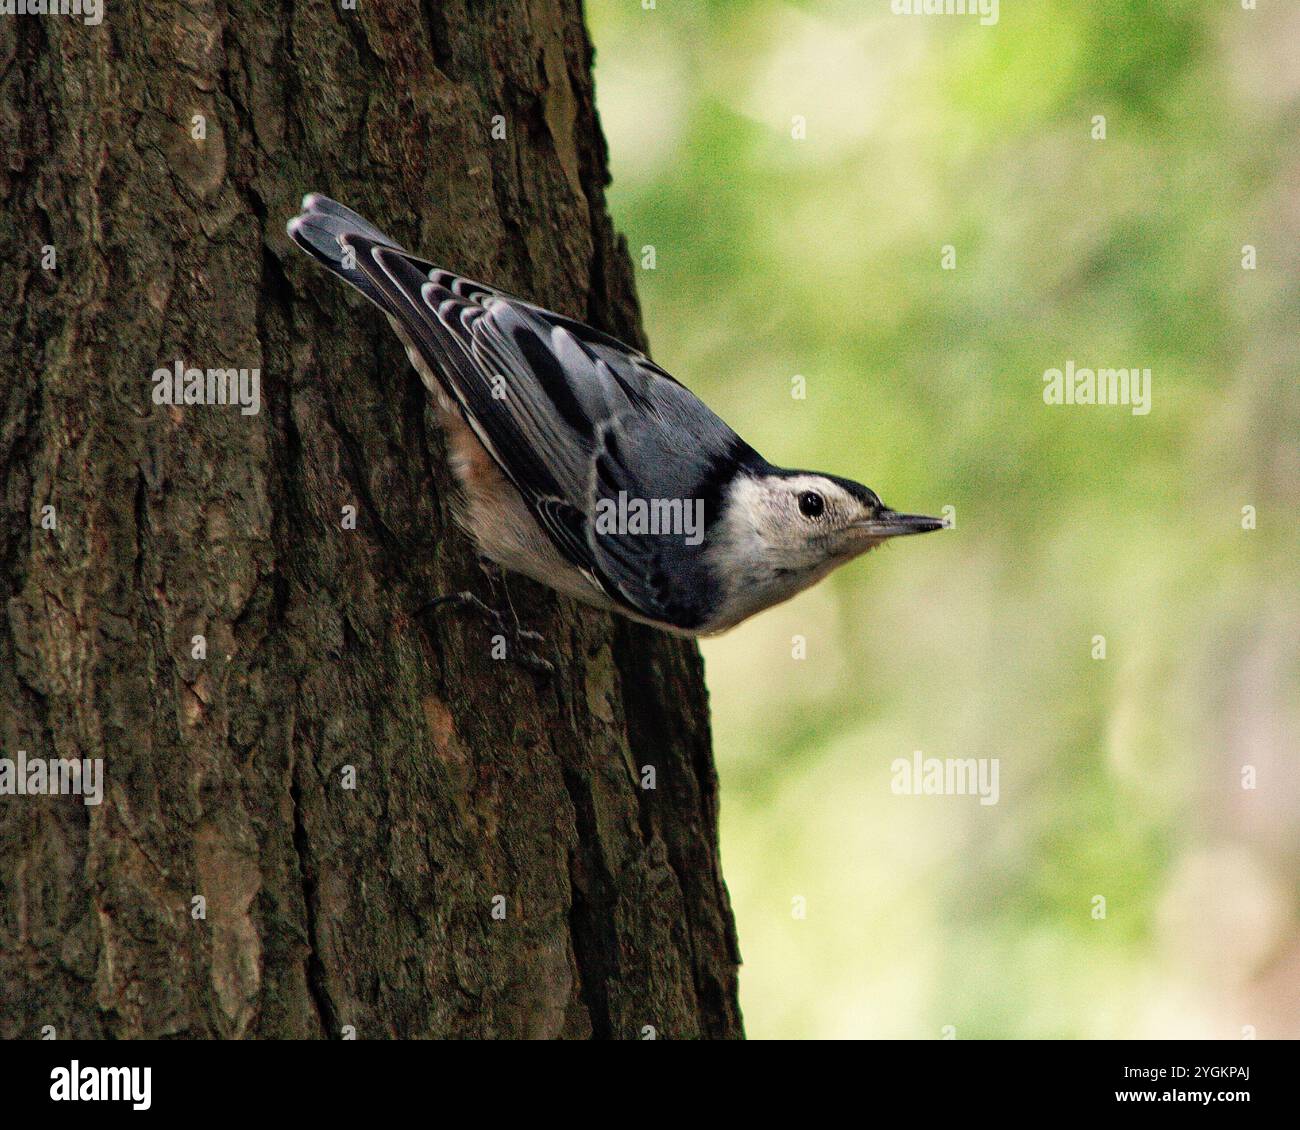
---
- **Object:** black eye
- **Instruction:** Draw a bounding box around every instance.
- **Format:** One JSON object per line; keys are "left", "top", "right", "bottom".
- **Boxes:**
{"left": 797, "top": 491, "right": 825, "bottom": 519}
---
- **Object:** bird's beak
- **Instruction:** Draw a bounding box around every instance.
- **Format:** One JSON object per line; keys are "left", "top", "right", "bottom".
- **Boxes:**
{"left": 853, "top": 509, "right": 948, "bottom": 539}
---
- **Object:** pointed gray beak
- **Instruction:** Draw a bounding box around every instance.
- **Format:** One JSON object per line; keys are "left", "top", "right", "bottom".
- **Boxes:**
{"left": 855, "top": 508, "right": 948, "bottom": 538}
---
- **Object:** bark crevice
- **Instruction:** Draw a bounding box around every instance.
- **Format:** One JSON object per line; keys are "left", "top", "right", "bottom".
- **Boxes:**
{"left": 289, "top": 757, "right": 333, "bottom": 1038}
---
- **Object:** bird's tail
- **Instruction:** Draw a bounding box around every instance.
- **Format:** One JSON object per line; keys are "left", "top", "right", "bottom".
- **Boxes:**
{"left": 285, "top": 193, "right": 406, "bottom": 312}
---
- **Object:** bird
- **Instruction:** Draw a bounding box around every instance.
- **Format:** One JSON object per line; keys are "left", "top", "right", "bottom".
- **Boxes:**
{"left": 286, "top": 193, "right": 945, "bottom": 639}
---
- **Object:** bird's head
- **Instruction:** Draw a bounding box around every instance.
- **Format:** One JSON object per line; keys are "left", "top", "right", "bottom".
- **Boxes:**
{"left": 710, "top": 468, "right": 946, "bottom": 615}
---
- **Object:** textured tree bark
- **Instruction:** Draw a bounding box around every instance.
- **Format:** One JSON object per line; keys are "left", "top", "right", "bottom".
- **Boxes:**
{"left": 0, "top": 0, "right": 741, "bottom": 1039}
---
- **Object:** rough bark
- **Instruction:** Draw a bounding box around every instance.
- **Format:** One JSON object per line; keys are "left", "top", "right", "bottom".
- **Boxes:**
{"left": 0, "top": 0, "right": 741, "bottom": 1039}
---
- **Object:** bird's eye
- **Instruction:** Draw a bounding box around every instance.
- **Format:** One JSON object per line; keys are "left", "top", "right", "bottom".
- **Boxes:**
{"left": 797, "top": 491, "right": 825, "bottom": 519}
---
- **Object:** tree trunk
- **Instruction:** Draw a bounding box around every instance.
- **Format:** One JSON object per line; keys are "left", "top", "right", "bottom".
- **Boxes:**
{"left": 0, "top": 0, "right": 741, "bottom": 1039}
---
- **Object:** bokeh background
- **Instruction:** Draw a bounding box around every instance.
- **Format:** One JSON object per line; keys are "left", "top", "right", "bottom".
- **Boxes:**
{"left": 586, "top": 0, "right": 1299, "bottom": 1038}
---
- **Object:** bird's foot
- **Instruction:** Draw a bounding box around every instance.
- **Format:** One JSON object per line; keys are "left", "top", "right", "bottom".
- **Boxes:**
{"left": 419, "top": 590, "right": 554, "bottom": 676}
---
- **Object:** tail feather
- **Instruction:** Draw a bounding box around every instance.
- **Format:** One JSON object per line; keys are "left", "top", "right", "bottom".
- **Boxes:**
{"left": 286, "top": 193, "right": 404, "bottom": 311}
{"left": 286, "top": 194, "right": 481, "bottom": 412}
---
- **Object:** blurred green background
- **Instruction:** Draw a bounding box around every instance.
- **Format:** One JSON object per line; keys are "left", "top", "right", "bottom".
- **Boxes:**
{"left": 586, "top": 0, "right": 1299, "bottom": 1038}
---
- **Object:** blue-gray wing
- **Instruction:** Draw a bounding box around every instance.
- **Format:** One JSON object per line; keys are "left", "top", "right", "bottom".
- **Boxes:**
{"left": 424, "top": 276, "right": 758, "bottom": 629}
{"left": 585, "top": 413, "right": 752, "bottom": 630}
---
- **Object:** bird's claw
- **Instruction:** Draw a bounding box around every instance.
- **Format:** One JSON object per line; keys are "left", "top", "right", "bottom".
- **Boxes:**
{"left": 419, "top": 591, "right": 554, "bottom": 675}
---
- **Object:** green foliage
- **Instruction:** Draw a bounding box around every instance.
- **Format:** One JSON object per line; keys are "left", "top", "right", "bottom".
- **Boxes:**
{"left": 589, "top": 0, "right": 1299, "bottom": 1038}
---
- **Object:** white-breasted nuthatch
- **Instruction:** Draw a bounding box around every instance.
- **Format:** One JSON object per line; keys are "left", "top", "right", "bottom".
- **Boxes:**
{"left": 287, "top": 194, "right": 945, "bottom": 637}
